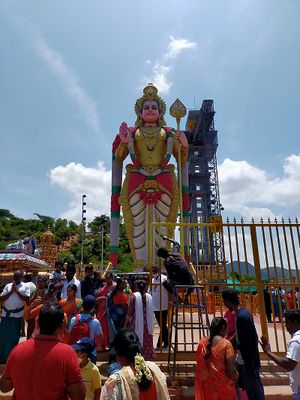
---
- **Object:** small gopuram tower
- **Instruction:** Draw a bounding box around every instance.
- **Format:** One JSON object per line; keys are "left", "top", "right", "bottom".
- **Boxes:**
{"left": 185, "top": 100, "right": 223, "bottom": 264}
{"left": 40, "top": 227, "right": 57, "bottom": 266}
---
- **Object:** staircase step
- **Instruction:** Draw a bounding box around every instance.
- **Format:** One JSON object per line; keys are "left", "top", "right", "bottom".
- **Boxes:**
{"left": 1, "top": 384, "right": 293, "bottom": 400}
{"left": 260, "top": 371, "right": 289, "bottom": 386}
{"left": 0, "top": 360, "right": 292, "bottom": 399}
{"left": 260, "top": 360, "right": 287, "bottom": 372}
{"left": 169, "top": 386, "right": 194, "bottom": 400}
{"left": 264, "top": 385, "right": 293, "bottom": 399}
{"left": 167, "top": 385, "right": 294, "bottom": 400}
{"left": 162, "top": 360, "right": 290, "bottom": 387}
{"left": 0, "top": 386, "right": 194, "bottom": 400}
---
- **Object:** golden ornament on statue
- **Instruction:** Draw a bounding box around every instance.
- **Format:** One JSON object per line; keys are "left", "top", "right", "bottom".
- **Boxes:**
{"left": 170, "top": 98, "right": 187, "bottom": 130}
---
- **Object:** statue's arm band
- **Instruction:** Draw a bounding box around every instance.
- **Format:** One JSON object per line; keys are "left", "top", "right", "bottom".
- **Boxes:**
{"left": 115, "top": 143, "right": 129, "bottom": 161}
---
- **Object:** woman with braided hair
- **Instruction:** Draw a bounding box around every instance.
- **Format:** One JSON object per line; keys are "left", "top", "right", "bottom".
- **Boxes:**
{"left": 195, "top": 317, "right": 238, "bottom": 400}
{"left": 100, "top": 329, "right": 169, "bottom": 400}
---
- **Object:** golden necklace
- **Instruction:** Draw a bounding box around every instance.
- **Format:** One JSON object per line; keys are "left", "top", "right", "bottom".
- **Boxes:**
{"left": 140, "top": 127, "right": 161, "bottom": 152}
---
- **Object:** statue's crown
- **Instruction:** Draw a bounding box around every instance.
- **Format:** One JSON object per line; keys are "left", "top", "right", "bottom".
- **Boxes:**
{"left": 134, "top": 83, "right": 166, "bottom": 118}
{"left": 143, "top": 83, "right": 158, "bottom": 99}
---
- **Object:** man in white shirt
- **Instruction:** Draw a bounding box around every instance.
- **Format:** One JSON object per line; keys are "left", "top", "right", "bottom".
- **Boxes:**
{"left": 151, "top": 265, "right": 169, "bottom": 349}
{"left": 61, "top": 264, "right": 81, "bottom": 299}
{"left": 0, "top": 270, "right": 30, "bottom": 363}
{"left": 23, "top": 274, "right": 36, "bottom": 297}
{"left": 261, "top": 309, "right": 300, "bottom": 399}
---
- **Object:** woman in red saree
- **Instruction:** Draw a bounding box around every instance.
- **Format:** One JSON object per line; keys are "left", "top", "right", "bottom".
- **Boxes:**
{"left": 96, "top": 272, "right": 115, "bottom": 350}
{"left": 195, "top": 317, "right": 238, "bottom": 400}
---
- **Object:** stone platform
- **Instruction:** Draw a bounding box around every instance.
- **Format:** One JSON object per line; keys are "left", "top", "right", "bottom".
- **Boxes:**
{"left": 0, "top": 356, "right": 293, "bottom": 399}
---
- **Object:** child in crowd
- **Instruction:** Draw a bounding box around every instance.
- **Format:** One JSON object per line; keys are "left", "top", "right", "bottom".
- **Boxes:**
{"left": 72, "top": 338, "right": 101, "bottom": 400}
{"left": 49, "top": 260, "right": 66, "bottom": 300}
{"left": 49, "top": 260, "right": 65, "bottom": 282}
{"left": 69, "top": 295, "right": 103, "bottom": 363}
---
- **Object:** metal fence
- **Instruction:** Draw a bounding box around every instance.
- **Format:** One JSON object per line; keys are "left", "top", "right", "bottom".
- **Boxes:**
{"left": 150, "top": 219, "right": 300, "bottom": 353}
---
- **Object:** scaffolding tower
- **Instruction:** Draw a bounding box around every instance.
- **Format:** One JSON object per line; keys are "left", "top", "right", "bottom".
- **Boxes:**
{"left": 185, "top": 100, "right": 223, "bottom": 264}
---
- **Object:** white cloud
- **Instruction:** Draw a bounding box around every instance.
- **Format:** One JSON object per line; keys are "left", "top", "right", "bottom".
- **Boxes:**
{"left": 237, "top": 206, "right": 276, "bottom": 222}
{"left": 27, "top": 26, "right": 100, "bottom": 134}
{"left": 165, "top": 36, "right": 197, "bottom": 59}
{"left": 151, "top": 63, "right": 172, "bottom": 94}
{"left": 142, "top": 36, "right": 197, "bottom": 94}
{"left": 219, "top": 154, "right": 300, "bottom": 219}
{"left": 49, "top": 153, "right": 300, "bottom": 224}
{"left": 49, "top": 161, "right": 111, "bottom": 222}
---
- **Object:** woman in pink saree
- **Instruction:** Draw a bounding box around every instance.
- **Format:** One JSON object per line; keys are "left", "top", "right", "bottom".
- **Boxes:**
{"left": 195, "top": 317, "right": 238, "bottom": 400}
{"left": 96, "top": 272, "right": 115, "bottom": 350}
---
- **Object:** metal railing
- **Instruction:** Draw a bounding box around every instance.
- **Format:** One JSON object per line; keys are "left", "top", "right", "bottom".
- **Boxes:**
{"left": 150, "top": 218, "right": 300, "bottom": 353}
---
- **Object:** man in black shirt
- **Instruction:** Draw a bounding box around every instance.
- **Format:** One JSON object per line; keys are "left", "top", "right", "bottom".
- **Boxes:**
{"left": 80, "top": 265, "right": 95, "bottom": 299}
{"left": 157, "top": 247, "right": 194, "bottom": 303}
{"left": 222, "top": 289, "right": 265, "bottom": 400}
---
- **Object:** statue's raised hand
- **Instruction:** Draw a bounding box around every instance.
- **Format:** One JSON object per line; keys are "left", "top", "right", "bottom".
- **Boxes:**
{"left": 176, "top": 130, "right": 188, "bottom": 148}
{"left": 119, "top": 121, "right": 130, "bottom": 144}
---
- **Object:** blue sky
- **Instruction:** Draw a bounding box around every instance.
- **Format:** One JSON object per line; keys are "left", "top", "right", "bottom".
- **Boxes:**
{"left": 0, "top": 0, "right": 300, "bottom": 223}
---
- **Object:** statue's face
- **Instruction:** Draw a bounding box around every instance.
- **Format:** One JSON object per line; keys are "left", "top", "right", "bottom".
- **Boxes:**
{"left": 141, "top": 100, "right": 160, "bottom": 124}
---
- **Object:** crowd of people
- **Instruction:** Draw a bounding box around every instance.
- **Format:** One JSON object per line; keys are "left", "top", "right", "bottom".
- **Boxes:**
{"left": 1, "top": 256, "right": 300, "bottom": 399}
{"left": 195, "top": 289, "right": 300, "bottom": 400}
{"left": 0, "top": 255, "right": 174, "bottom": 399}
{"left": 263, "top": 286, "right": 300, "bottom": 323}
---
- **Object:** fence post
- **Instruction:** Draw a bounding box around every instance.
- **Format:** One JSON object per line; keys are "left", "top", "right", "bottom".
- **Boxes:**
{"left": 250, "top": 225, "right": 268, "bottom": 338}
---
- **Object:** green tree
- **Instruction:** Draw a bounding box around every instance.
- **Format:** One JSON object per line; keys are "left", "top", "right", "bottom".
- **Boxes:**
{"left": 0, "top": 211, "right": 137, "bottom": 270}
{"left": 59, "top": 251, "right": 75, "bottom": 264}
{"left": 68, "top": 220, "right": 80, "bottom": 236}
{"left": 33, "top": 213, "right": 54, "bottom": 228}
{"left": 54, "top": 218, "right": 71, "bottom": 241}
{"left": 88, "top": 215, "right": 110, "bottom": 234}
{"left": 0, "top": 209, "right": 14, "bottom": 219}
{"left": 118, "top": 253, "right": 135, "bottom": 272}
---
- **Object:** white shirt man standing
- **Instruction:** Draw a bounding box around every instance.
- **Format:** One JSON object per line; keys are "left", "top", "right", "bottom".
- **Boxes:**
{"left": 0, "top": 270, "right": 30, "bottom": 363}
{"left": 151, "top": 265, "right": 169, "bottom": 349}
{"left": 261, "top": 309, "right": 300, "bottom": 398}
{"left": 23, "top": 274, "right": 36, "bottom": 297}
{"left": 61, "top": 264, "right": 81, "bottom": 299}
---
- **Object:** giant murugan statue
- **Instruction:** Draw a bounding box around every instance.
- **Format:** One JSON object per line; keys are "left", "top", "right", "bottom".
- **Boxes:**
{"left": 109, "top": 83, "right": 189, "bottom": 267}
